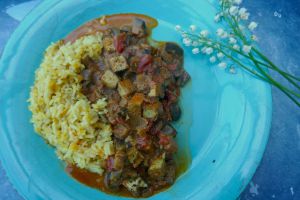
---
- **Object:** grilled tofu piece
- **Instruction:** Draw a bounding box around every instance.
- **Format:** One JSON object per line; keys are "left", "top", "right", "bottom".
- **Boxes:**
{"left": 109, "top": 55, "right": 129, "bottom": 72}
{"left": 101, "top": 70, "right": 119, "bottom": 88}
{"left": 148, "top": 154, "right": 166, "bottom": 179}
{"left": 118, "top": 79, "right": 134, "bottom": 97}
{"left": 103, "top": 37, "right": 115, "bottom": 53}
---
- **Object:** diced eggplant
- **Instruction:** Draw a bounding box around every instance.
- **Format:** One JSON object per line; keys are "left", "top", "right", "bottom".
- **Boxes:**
{"left": 114, "top": 150, "right": 126, "bottom": 170}
{"left": 104, "top": 170, "right": 123, "bottom": 190}
{"left": 101, "top": 70, "right": 119, "bottom": 88}
{"left": 148, "top": 154, "right": 166, "bottom": 179}
{"left": 109, "top": 55, "right": 129, "bottom": 72}
{"left": 169, "top": 103, "right": 181, "bottom": 121}
{"left": 127, "top": 147, "right": 144, "bottom": 168}
{"left": 81, "top": 69, "right": 92, "bottom": 81}
{"left": 165, "top": 42, "right": 183, "bottom": 57}
{"left": 120, "top": 25, "right": 132, "bottom": 33}
{"left": 113, "top": 123, "right": 130, "bottom": 139}
{"left": 103, "top": 37, "right": 116, "bottom": 53}
{"left": 122, "top": 177, "right": 148, "bottom": 196}
{"left": 132, "top": 18, "right": 147, "bottom": 36}
{"left": 176, "top": 70, "right": 190, "bottom": 87}
{"left": 118, "top": 79, "right": 134, "bottom": 97}
{"left": 161, "top": 124, "right": 177, "bottom": 137}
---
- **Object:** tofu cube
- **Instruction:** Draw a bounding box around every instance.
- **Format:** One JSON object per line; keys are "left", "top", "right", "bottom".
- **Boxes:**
{"left": 103, "top": 37, "right": 115, "bottom": 52}
{"left": 118, "top": 79, "right": 134, "bottom": 97}
{"left": 109, "top": 56, "right": 129, "bottom": 72}
{"left": 148, "top": 154, "right": 166, "bottom": 178}
{"left": 148, "top": 82, "right": 162, "bottom": 97}
{"left": 101, "top": 70, "right": 119, "bottom": 88}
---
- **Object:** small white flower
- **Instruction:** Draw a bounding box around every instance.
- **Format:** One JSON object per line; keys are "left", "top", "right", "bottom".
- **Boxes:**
{"left": 214, "top": 14, "right": 221, "bottom": 22}
{"left": 218, "top": 62, "right": 227, "bottom": 69}
{"left": 229, "top": 67, "right": 236, "bottom": 74}
{"left": 248, "top": 22, "right": 258, "bottom": 31}
{"left": 183, "top": 38, "right": 192, "bottom": 46}
{"left": 239, "top": 8, "right": 250, "bottom": 20}
{"left": 205, "top": 47, "right": 214, "bottom": 55}
{"left": 181, "top": 33, "right": 188, "bottom": 38}
{"left": 233, "top": 44, "right": 240, "bottom": 51}
{"left": 239, "top": 25, "right": 245, "bottom": 30}
{"left": 242, "top": 45, "right": 252, "bottom": 53}
{"left": 200, "top": 30, "right": 209, "bottom": 37}
{"left": 210, "top": 56, "right": 217, "bottom": 63}
{"left": 239, "top": 7, "right": 247, "bottom": 15}
{"left": 175, "top": 25, "right": 181, "bottom": 31}
{"left": 234, "top": 0, "right": 242, "bottom": 5}
{"left": 229, "top": 6, "right": 239, "bottom": 16}
{"left": 192, "top": 48, "right": 200, "bottom": 54}
{"left": 201, "top": 47, "right": 207, "bottom": 54}
{"left": 189, "top": 25, "right": 197, "bottom": 32}
{"left": 217, "top": 52, "right": 224, "bottom": 59}
{"left": 229, "top": 37, "right": 237, "bottom": 44}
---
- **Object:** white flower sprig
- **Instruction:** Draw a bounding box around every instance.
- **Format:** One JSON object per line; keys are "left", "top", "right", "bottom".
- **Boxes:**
{"left": 175, "top": 0, "right": 300, "bottom": 107}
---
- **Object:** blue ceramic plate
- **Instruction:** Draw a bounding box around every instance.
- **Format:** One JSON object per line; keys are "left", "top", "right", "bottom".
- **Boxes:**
{"left": 0, "top": 0, "right": 272, "bottom": 199}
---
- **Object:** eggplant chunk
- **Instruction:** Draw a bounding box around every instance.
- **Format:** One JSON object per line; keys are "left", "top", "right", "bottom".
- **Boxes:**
{"left": 169, "top": 103, "right": 181, "bottom": 121}
{"left": 113, "top": 123, "right": 130, "bottom": 139}
{"left": 165, "top": 42, "right": 183, "bottom": 57}
{"left": 161, "top": 124, "right": 177, "bottom": 137}
{"left": 132, "top": 18, "right": 147, "bottom": 36}
{"left": 104, "top": 171, "right": 123, "bottom": 190}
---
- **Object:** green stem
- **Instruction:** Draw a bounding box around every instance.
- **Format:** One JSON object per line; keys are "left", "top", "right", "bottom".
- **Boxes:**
{"left": 248, "top": 53, "right": 300, "bottom": 107}
{"left": 252, "top": 47, "right": 300, "bottom": 89}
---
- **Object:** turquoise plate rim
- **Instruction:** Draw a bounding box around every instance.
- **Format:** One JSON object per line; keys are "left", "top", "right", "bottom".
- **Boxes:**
{"left": 0, "top": 0, "right": 272, "bottom": 199}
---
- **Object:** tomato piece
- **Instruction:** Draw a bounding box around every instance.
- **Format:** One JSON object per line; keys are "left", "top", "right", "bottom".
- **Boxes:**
{"left": 137, "top": 54, "right": 153, "bottom": 73}
{"left": 114, "top": 33, "right": 126, "bottom": 53}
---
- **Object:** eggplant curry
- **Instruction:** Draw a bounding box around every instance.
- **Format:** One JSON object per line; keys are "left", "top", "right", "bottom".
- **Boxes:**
{"left": 65, "top": 14, "right": 190, "bottom": 197}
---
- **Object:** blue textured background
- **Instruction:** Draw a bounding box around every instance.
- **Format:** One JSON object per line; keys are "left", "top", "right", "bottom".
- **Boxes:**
{"left": 0, "top": 0, "right": 299, "bottom": 199}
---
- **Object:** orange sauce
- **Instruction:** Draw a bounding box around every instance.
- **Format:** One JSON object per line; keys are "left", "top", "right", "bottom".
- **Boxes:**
{"left": 64, "top": 13, "right": 191, "bottom": 197}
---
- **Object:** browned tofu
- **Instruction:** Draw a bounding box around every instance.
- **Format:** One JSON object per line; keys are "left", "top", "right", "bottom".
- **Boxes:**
{"left": 135, "top": 74, "right": 150, "bottom": 92}
{"left": 109, "top": 55, "right": 129, "bottom": 72}
{"left": 103, "top": 37, "right": 115, "bottom": 52}
{"left": 148, "top": 154, "right": 166, "bottom": 178}
{"left": 118, "top": 79, "right": 134, "bottom": 97}
{"left": 127, "top": 93, "right": 144, "bottom": 116}
{"left": 101, "top": 70, "right": 119, "bottom": 88}
{"left": 148, "top": 82, "right": 163, "bottom": 97}
{"left": 143, "top": 102, "right": 160, "bottom": 119}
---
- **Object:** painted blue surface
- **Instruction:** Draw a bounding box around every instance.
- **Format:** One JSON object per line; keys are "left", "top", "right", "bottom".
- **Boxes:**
{"left": 0, "top": 0, "right": 297, "bottom": 200}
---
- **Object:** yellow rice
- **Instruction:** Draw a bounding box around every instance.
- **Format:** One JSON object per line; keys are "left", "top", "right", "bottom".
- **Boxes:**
{"left": 29, "top": 32, "right": 114, "bottom": 174}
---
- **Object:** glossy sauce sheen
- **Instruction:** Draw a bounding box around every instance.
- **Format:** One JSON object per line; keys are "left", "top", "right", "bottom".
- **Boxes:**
{"left": 65, "top": 13, "right": 190, "bottom": 197}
